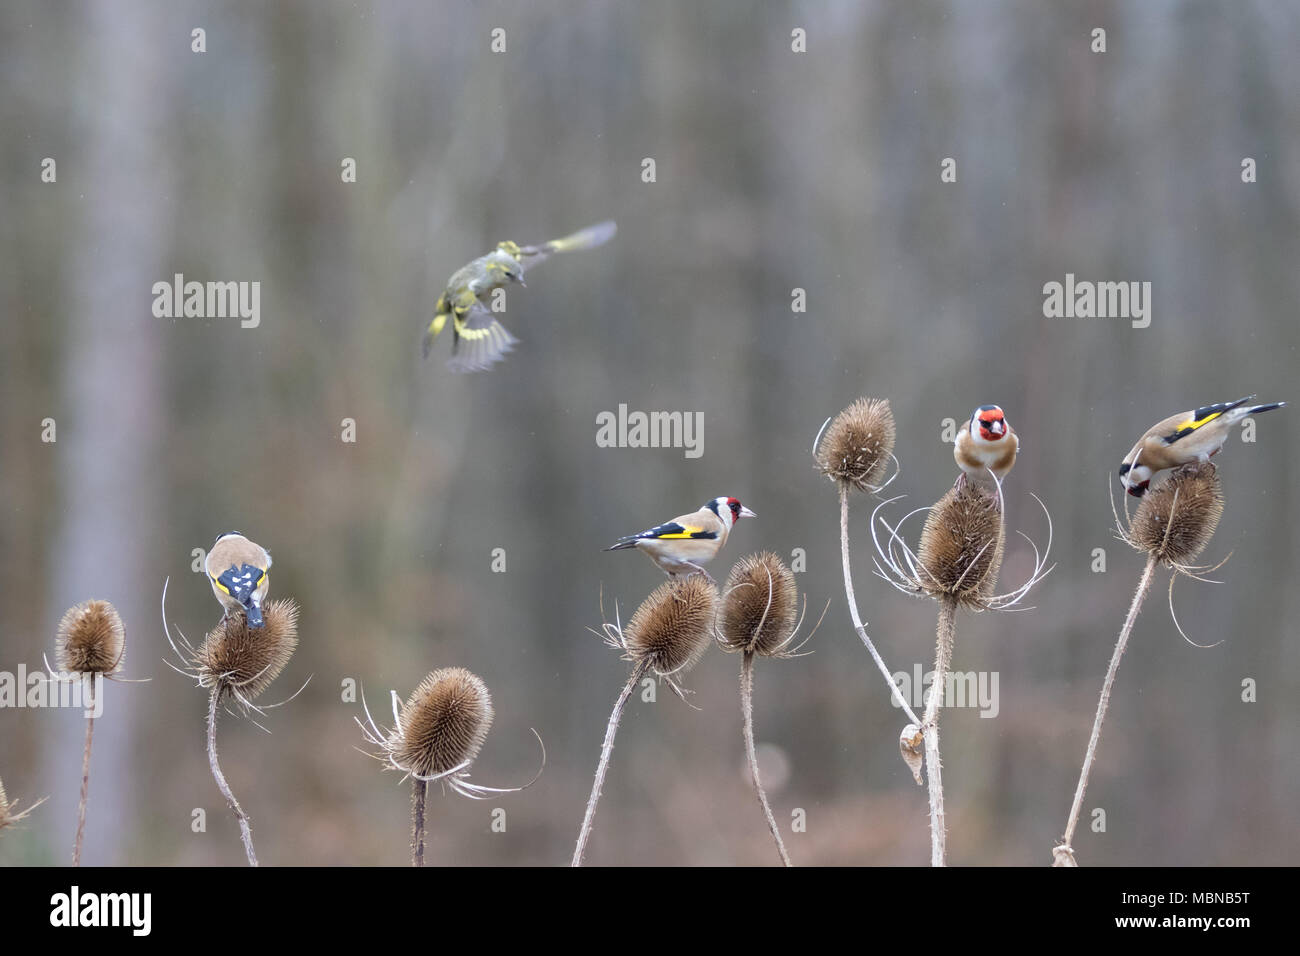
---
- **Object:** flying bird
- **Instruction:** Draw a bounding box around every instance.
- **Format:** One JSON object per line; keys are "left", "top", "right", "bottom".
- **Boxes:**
{"left": 605, "top": 496, "right": 755, "bottom": 583}
{"left": 422, "top": 220, "right": 617, "bottom": 372}
{"left": 205, "top": 531, "right": 272, "bottom": 628}
{"left": 1119, "top": 395, "right": 1286, "bottom": 497}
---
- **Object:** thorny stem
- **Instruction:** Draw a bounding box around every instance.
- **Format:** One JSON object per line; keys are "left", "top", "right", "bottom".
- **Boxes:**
{"left": 572, "top": 659, "right": 649, "bottom": 866}
{"left": 207, "top": 689, "right": 259, "bottom": 866}
{"left": 839, "top": 485, "right": 921, "bottom": 725}
{"left": 1055, "top": 555, "right": 1158, "bottom": 866}
{"left": 411, "top": 779, "right": 427, "bottom": 867}
{"left": 741, "top": 651, "right": 792, "bottom": 866}
{"left": 925, "top": 596, "right": 958, "bottom": 867}
{"left": 72, "top": 680, "right": 95, "bottom": 867}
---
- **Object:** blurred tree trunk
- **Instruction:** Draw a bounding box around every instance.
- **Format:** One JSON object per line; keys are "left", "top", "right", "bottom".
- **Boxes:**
{"left": 41, "top": 1, "right": 172, "bottom": 864}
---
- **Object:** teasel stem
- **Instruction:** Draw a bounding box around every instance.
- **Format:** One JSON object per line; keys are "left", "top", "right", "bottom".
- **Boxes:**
{"left": 411, "top": 779, "right": 427, "bottom": 867}
{"left": 839, "top": 485, "right": 921, "bottom": 725}
{"left": 924, "top": 596, "right": 958, "bottom": 867}
{"left": 207, "top": 688, "right": 258, "bottom": 866}
{"left": 572, "top": 659, "right": 650, "bottom": 867}
{"left": 741, "top": 651, "right": 791, "bottom": 866}
{"left": 1056, "top": 554, "right": 1158, "bottom": 865}
{"left": 71, "top": 679, "right": 95, "bottom": 866}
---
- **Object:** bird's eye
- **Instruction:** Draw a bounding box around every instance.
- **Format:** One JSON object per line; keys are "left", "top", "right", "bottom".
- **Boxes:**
{"left": 1118, "top": 464, "right": 1131, "bottom": 476}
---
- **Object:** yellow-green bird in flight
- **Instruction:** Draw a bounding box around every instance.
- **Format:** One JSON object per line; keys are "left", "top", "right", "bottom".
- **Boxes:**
{"left": 423, "top": 220, "right": 617, "bottom": 372}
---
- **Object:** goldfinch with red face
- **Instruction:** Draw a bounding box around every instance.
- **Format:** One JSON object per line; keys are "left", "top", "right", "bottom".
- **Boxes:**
{"left": 954, "top": 404, "right": 1019, "bottom": 492}
{"left": 605, "top": 496, "right": 755, "bottom": 583}
{"left": 423, "top": 220, "right": 617, "bottom": 372}
{"left": 1119, "top": 395, "right": 1286, "bottom": 497}
{"left": 205, "top": 532, "right": 272, "bottom": 628}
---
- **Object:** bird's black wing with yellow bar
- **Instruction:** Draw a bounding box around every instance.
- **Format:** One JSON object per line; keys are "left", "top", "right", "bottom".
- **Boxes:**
{"left": 1162, "top": 396, "right": 1253, "bottom": 443}
{"left": 214, "top": 563, "right": 266, "bottom": 604}
{"left": 447, "top": 302, "right": 519, "bottom": 373}
{"left": 605, "top": 520, "right": 719, "bottom": 551}
{"left": 624, "top": 521, "right": 718, "bottom": 542}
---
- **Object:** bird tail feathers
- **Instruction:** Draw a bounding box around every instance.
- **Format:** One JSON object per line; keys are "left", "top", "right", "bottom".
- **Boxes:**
{"left": 422, "top": 309, "right": 449, "bottom": 360}
{"left": 1247, "top": 401, "right": 1286, "bottom": 416}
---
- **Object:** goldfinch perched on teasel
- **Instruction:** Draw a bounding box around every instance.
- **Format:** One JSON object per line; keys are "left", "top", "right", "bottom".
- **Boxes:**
{"left": 205, "top": 532, "right": 272, "bottom": 628}
{"left": 954, "top": 404, "right": 1019, "bottom": 493}
{"left": 605, "top": 496, "right": 755, "bottom": 583}
{"left": 1119, "top": 395, "right": 1286, "bottom": 497}
{"left": 422, "top": 220, "right": 617, "bottom": 372}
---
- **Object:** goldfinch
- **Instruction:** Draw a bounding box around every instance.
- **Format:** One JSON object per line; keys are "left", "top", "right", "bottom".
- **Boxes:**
{"left": 605, "top": 496, "right": 755, "bottom": 583}
{"left": 422, "top": 220, "right": 617, "bottom": 372}
{"left": 1119, "top": 396, "right": 1286, "bottom": 497}
{"left": 205, "top": 532, "right": 272, "bottom": 628}
{"left": 954, "top": 404, "right": 1019, "bottom": 491}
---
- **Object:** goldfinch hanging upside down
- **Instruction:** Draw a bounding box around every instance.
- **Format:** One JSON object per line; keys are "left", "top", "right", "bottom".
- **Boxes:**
{"left": 1119, "top": 395, "right": 1286, "bottom": 497}
{"left": 205, "top": 532, "right": 272, "bottom": 628}
{"left": 422, "top": 220, "right": 617, "bottom": 372}
{"left": 954, "top": 405, "right": 1019, "bottom": 496}
{"left": 605, "top": 496, "right": 755, "bottom": 583}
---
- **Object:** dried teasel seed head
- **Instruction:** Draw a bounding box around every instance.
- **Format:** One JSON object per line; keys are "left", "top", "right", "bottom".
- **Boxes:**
{"left": 0, "top": 777, "right": 43, "bottom": 831}
{"left": 1052, "top": 845, "right": 1079, "bottom": 867}
{"left": 719, "top": 552, "right": 798, "bottom": 656}
{"left": 1129, "top": 462, "right": 1224, "bottom": 566}
{"left": 388, "top": 667, "right": 493, "bottom": 779}
{"left": 623, "top": 575, "right": 718, "bottom": 676}
{"left": 916, "top": 483, "right": 1005, "bottom": 607}
{"left": 56, "top": 599, "right": 125, "bottom": 675}
{"left": 816, "top": 397, "right": 896, "bottom": 492}
{"left": 197, "top": 599, "right": 299, "bottom": 702}
{"left": 899, "top": 723, "right": 924, "bottom": 786}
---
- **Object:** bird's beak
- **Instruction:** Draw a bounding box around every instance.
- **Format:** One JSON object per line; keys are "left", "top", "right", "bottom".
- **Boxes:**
{"left": 990, "top": 420, "right": 1004, "bottom": 436}
{"left": 740, "top": 506, "right": 757, "bottom": 519}
{"left": 516, "top": 277, "right": 527, "bottom": 288}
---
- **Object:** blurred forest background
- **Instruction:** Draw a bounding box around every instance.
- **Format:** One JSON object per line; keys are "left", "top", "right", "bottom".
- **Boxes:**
{"left": 1, "top": 0, "right": 1297, "bottom": 867}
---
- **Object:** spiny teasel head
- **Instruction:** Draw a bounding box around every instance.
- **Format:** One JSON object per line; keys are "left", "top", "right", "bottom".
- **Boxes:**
{"left": 915, "top": 483, "right": 1006, "bottom": 607}
{"left": 1127, "top": 462, "right": 1224, "bottom": 567}
{"left": 196, "top": 599, "right": 299, "bottom": 705}
{"left": 56, "top": 599, "right": 124, "bottom": 676}
{"left": 815, "top": 397, "right": 897, "bottom": 493}
{"left": 620, "top": 575, "right": 718, "bottom": 678}
{"left": 388, "top": 668, "right": 493, "bottom": 781}
{"left": 873, "top": 483, "right": 1053, "bottom": 612}
{"left": 719, "top": 552, "right": 802, "bottom": 657}
{"left": 357, "top": 668, "right": 543, "bottom": 799}
{"left": 0, "top": 777, "right": 45, "bottom": 831}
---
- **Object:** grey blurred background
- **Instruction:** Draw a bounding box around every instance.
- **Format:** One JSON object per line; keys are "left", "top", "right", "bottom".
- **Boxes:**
{"left": 1, "top": 0, "right": 1297, "bottom": 866}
